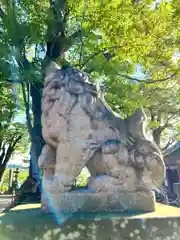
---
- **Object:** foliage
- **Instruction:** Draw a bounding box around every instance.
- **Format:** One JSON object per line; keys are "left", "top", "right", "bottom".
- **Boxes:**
{"left": 67, "top": 0, "right": 180, "bottom": 147}
{"left": 0, "top": 169, "right": 28, "bottom": 193}
{"left": 0, "top": 83, "right": 29, "bottom": 180}
{"left": 75, "top": 167, "right": 90, "bottom": 187}
{"left": 0, "top": 0, "right": 180, "bottom": 156}
{"left": 105, "top": 77, "right": 180, "bottom": 147}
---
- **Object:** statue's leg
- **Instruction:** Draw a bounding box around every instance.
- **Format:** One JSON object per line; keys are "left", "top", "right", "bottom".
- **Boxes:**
{"left": 39, "top": 144, "right": 56, "bottom": 212}
{"left": 38, "top": 144, "right": 56, "bottom": 169}
{"left": 51, "top": 139, "right": 99, "bottom": 193}
{"left": 39, "top": 145, "right": 56, "bottom": 191}
{"left": 41, "top": 168, "right": 55, "bottom": 212}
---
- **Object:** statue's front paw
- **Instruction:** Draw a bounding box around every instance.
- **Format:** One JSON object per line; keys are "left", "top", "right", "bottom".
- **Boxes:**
{"left": 42, "top": 178, "right": 53, "bottom": 193}
{"left": 136, "top": 183, "right": 149, "bottom": 193}
{"left": 50, "top": 177, "right": 71, "bottom": 193}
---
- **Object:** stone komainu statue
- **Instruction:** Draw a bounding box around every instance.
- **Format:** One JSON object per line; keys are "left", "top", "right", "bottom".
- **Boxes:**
{"left": 38, "top": 63, "right": 165, "bottom": 202}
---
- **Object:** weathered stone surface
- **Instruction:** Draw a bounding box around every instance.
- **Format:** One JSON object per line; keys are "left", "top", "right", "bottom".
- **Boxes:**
{"left": 48, "top": 191, "right": 156, "bottom": 213}
{"left": 39, "top": 144, "right": 56, "bottom": 212}
{"left": 38, "top": 62, "right": 166, "bottom": 213}
{"left": 1, "top": 203, "right": 180, "bottom": 240}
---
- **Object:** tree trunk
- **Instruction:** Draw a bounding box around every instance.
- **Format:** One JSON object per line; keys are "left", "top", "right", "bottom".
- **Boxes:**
{"left": 0, "top": 163, "right": 6, "bottom": 183}
{"left": 29, "top": 82, "right": 44, "bottom": 184}
{"left": 153, "top": 130, "right": 161, "bottom": 147}
{"left": 0, "top": 143, "right": 17, "bottom": 182}
{"left": 153, "top": 125, "right": 167, "bottom": 148}
{"left": 14, "top": 82, "right": 44, "bottom": 206}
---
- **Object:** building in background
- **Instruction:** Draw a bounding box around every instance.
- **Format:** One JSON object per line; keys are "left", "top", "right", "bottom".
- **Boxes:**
{"left": 164, "top": 142, "right": 180, "bottom": 198}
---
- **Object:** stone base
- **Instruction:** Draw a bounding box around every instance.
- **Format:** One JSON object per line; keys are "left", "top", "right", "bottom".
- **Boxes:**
{"left": 44, "top": 190, "right": 156, "bottom": 213}
{"left": 1, "top": 203, "right": 180, "bottom": 240}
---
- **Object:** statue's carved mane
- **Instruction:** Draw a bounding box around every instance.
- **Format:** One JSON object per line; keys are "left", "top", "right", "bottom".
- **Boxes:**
{"left": 44, "top": 67, "right": 126, "bottom": 134}
{"left": 44, "top": 67, "right": 98, "bottom": 96}
{"left": 43, "top": 66, "right": 155, "bottom": 144}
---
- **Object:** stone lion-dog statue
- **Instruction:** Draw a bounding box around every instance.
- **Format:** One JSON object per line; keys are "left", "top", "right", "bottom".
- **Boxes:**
{"left": 38, "top": 63, "right": 166, "bottom": 212}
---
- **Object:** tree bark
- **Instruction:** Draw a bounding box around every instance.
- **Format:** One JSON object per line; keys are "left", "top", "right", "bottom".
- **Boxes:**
{"left": 29, "top": 82, "right": 44, "bottom": 184}
{"left": 153, "top": 129, "right": 161, "bottom": 147}
{"left": 153, "top": 124, "right": 168, "bottom": 147}
{"left": 0, "top": 138, "right": 21, "bottom": 181}
{"left": 0, "top": 163, "right": 6, "bottom": 182}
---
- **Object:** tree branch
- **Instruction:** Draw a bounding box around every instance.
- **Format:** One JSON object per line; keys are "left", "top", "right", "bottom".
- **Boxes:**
{"left": 21, "top": 83, "right": 33, "bottom": 138}
{"left": 0, "top": 6, "right": 5, "bottom": 18}
{"left": 78, "top": 0, "right": 87, "bottom": 67}
{"left": 118, "top": 69, "right": 180, "bottom": 84}
{"left": 45, "top": 0, "right": 68, "bottom": 62}
{"left": 152, "top": 113, "right": 177, "bottom": 146}
{"left": 163, "top": 139, "right": 174, "bottom": 152}
{"left": 81, "top": 45, "right": 119, "bottom": 69}
{"left": 81, "top": 43, "right": 180, "bottom": 85}
{"left": 3, "top": 145, "right": 15, "bottom": 165}
{"left": 0, "top": 143, "right": 6, "bottom": 164}
{"left": 10, "top": 135, "right": 22, "bottom": 150}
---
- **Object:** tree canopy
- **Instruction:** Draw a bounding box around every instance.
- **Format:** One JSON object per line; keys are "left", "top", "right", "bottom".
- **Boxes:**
{"left": 0, "top": 0, "right": 179, "bottom": 157}
{"left": 0, "top": 82, "right": 29, "bottom": 180}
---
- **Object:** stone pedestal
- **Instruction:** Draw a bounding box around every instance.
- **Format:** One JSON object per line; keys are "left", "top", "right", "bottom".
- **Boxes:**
{"left": 47, "top": 191, "right": 156, "bottom": 213}
{"left": 1, "top": 203, "right": 180, "bottom": 240}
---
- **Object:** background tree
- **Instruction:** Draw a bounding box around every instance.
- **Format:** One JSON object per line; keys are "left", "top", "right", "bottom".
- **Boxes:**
{"left": 0, "top": 83, "right": 29, "bottom": 181}
{"left": 106, "top": 75, "right": 180, "bottom": 149}
{"left": 0, "top": 0, "right": 179, "bottom": 186}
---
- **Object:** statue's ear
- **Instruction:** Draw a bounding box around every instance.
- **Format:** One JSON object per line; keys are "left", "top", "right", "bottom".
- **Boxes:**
{"left": 125, "top": 108, "right": 148, "bottom": 140}
{"left": 45, "top": 61, "right": 61, "bottom": 76}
